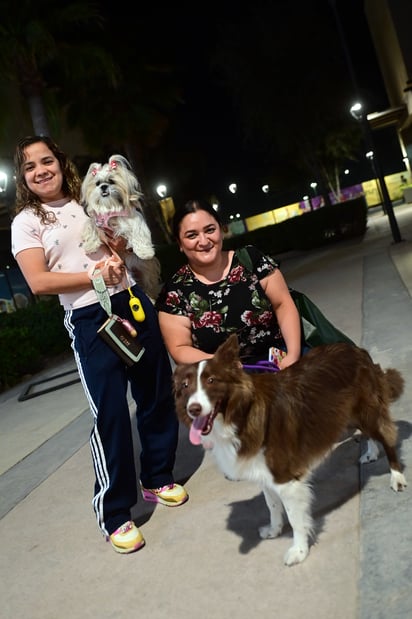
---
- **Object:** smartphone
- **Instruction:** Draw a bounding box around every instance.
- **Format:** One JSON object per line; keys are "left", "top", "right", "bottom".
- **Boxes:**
{"left": 268, "top": 347, "right": 286, "bottom": 365}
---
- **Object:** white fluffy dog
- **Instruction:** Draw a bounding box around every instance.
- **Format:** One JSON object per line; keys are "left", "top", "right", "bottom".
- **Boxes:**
{"left": 81, "top": 154, "right": 161, "bottom": 299}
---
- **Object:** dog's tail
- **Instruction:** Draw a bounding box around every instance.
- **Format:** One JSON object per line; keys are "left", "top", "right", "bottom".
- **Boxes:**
{"left": 384, "top": 368, "right": 404, "bottom": 401}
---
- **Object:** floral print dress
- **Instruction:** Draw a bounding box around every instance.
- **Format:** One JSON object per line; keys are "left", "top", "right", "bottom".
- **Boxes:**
{"left": 155, "top": 245, "right": 286, "bottom": 363}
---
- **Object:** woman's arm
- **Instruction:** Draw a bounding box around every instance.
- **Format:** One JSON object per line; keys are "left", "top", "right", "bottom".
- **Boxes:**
{"left": 158, "top": 311, "right": 213, "bottom": 365}
{"left": 261, "top": 269, "right": 301, "bottom": 369}
{"left": 15, "top": 247, "right": 125, "bottom": 295}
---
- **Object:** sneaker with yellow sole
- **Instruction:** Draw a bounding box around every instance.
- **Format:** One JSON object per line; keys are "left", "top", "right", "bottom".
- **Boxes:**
{"left": 108, "top": 521, "right": 145, "bottom": 554}
{"left": 141, "top": 483, "right": 188, "bottom": 506}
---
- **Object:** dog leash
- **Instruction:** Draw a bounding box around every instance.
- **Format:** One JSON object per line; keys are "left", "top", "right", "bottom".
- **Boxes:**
{"left": 90, "top": 249, "right": 146, "bottom": 323}
{"left": 242, "top": 360, "right": 280, "bottom": 373}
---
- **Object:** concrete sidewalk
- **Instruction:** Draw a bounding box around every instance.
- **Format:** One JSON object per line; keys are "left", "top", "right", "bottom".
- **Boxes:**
{"left": 1, "top": 205, "right": 412, "bottom": 619}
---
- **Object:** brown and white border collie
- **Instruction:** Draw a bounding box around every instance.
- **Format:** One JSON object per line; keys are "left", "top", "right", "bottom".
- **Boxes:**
{"left": 173, "top": 334, "right": 407, "bottom": 566}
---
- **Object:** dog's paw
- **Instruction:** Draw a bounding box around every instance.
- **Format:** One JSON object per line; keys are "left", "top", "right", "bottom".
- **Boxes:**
{"left": 133, "top": 246, "right": 155, "bottom": 260}
{"left": 283, "top": 543, "right": 309, "bottom": 566}
{"left": 390, "top": 470, "right": 407, "bottom": 492}
{"left": 224, "top": 474, "right": 240, "bottom": 481}
{"left": 259, "top": 523, "right": 283, "bottom": 539}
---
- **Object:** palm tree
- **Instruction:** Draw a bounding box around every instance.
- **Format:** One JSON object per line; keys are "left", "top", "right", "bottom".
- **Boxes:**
{"left": 64, "top": 65, "right": 182, "bottom": 242}
{"left": 0, "top": 0, "right": 117, "bottom": 138}
{"left": 0, "top": 1, "right": 179, "bottom": 242}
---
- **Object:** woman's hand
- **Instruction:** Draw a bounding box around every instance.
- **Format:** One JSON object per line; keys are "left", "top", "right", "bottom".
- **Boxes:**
{"left": 278, "top": 352, "right": 300, "bottom": 370}
{"left": 94, "top": 254, "right": 126, "bottom": 286}
{"left": 262, "top": 269, "right": 302, "bottom": 367}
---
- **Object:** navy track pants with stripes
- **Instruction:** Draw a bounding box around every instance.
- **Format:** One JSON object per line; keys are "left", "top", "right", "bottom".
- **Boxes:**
{"left": 64, "top": 285, "right": 179, "bottom": 536}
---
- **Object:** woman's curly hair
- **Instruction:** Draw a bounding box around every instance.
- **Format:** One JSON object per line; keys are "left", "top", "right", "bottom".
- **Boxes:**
{"left": 13, "top": 136, "right": 82, "bottom": 225}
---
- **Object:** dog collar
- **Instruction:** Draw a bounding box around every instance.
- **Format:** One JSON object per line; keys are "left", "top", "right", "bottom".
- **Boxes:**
{"left": 95, "top": 209, "right": 130, "bottom": 229}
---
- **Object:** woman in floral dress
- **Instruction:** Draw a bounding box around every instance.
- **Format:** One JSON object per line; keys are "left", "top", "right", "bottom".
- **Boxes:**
{"left": 156, "top": 200, "right": 302, "bottom": 369}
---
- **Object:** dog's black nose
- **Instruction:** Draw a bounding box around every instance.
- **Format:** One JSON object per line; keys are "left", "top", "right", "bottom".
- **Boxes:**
{"left": 188, "top": 403, "right": 202, "bottom": 417}
{"left": 100, "top": 183, "right": 110, "bottom": 196}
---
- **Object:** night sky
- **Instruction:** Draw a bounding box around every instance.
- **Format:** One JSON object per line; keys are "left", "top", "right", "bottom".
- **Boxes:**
{"left": 6, "top": 1, "right": 400, "bottom": 218}
{"left": 106, "top": 0, "right": 400, "bottom": 216}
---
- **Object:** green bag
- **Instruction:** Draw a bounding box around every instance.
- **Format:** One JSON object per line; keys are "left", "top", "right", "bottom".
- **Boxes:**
{"left": 236, "top": 246, "right": 355, "bottom": 348}
{"left": 289, "top": 288, "right": 354, "bottom": 348}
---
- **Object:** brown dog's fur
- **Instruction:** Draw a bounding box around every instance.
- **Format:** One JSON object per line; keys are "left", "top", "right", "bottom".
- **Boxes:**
{"left": 173, "top": 334, "right": 407, "bottom": 565}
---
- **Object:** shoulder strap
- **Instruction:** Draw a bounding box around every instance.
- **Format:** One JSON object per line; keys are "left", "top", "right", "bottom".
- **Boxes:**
{"left": 91, "top": 270, "right": 112, "bottom": 316}
{"left": 236, "top": 246, "right": 253, "bottom": 272}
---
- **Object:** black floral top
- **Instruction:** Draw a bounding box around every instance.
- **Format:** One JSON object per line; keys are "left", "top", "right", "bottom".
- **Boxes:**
{"left": 155, "top": 245, "right": 285, "bottom": 363}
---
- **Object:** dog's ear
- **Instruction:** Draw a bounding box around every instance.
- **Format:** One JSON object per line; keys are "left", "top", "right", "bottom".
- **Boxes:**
{"left": 172, "top": 364, "right": 185, "bottom": 396}
{"left": 86, "top": 163, "right": 101, "bottom": 178}
{"left": 172, "top": 364, "right": 194, "bottom": 426}
{"left": 81, "top": 163, "right": 101, "bottom": 211}
{"left": 109, "top": 154, "right": 132, "bottom": 172}
{"left": 214, "top": 334, "right": 240, "bottom": 366}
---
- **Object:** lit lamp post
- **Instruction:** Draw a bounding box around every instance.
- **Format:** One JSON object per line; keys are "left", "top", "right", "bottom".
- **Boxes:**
{"left": 302, "top": 195, "right": 312, "bottom": 211}
{"left": 227, "top": 183, "right": 238, "bottom": 223}
{"left": 350, "top": 102, "right": 402, "bottom": 243}
{"left": 365, "top": 150, "right": 384, "bottom": 207}
{"left": 156, "top": 184, "right": 168, "bottom": 199}
{"left": 156, "top": 183, "right": 175, "bottom": 239}
{"left": 0, "top": 170, "right": 8, "bottom": 193}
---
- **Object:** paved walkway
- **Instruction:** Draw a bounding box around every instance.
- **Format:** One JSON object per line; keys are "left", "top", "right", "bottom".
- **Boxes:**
{"left": 1, "top": 204, "right": 412, "bottom": 619}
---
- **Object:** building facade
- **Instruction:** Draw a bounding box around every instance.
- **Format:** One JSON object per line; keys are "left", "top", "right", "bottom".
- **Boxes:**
{"left": 365, "top": 0, "right": 412, "bottom": 171}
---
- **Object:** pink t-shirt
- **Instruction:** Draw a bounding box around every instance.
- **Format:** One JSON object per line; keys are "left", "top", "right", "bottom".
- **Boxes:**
{"left": 11, "top": 199, "right": 132, "bottom": 310}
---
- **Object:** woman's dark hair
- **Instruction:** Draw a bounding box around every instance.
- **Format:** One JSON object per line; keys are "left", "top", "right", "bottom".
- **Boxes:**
{"left": 172, "top": 199, "right": 222, "bottom": 240}
{"left": 14, "top": 135, "right": 82, "bottom": 224}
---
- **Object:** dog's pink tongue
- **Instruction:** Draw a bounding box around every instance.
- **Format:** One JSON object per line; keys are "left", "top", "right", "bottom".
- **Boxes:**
{"left": 189, "top": 416, "right": 206, "bottom": 445}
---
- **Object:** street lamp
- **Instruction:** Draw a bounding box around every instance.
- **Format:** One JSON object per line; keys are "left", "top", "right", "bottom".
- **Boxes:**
{"left": 310, "top": 182, "right": 318, "bottom": 196}
{"left": 365, "top": 151, "right": 384, "bottom": 206}
{"left": 155, "top": 183, "right": 175, "bottom": 242}
{"left": 228, "top": 183, "right": 237, "bottom": 194}
{"left": 350, "top": 102, "right": 402, "bottom": 243}
{"left": 0, "top": 170, "right": 7, "bottom": 193}
{"left": 156, "top": 183, "right": 168, "bottom": 198}
{"left": 330, "top": 0, "right": 402, "bottom": 243}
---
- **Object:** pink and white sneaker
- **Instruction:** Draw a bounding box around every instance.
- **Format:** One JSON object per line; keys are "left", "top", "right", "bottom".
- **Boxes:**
{"left": 141, "top": 483, "right": 188, "bottom": 506}
{"left": 108, "top": 521, "right": 145, "bottom": 554}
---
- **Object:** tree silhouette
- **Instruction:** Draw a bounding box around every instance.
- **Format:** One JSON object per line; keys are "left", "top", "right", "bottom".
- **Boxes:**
{"left": 0, "top": 0, "right": 117, "bottom": 138}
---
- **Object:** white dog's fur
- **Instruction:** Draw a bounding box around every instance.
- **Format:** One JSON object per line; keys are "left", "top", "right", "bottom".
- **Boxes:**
{"left": 81, "top": 154, "right": 161, "bottom": 299}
